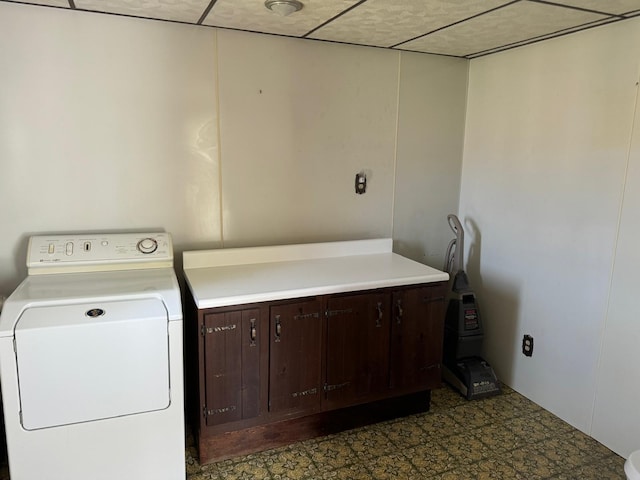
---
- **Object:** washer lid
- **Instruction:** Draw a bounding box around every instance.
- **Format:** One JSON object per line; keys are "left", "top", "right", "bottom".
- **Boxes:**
{"left": 15, "top": 298, "right": 170, "bottom": 430}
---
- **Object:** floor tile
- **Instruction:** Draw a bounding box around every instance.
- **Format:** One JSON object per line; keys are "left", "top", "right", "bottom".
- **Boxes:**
{"left": 183, "top": 385, "right": 625, "bottom": 480}
{"left": 431, "top": 457, "right": 522, "bottom": 480}
{"left": 317, "top": 462, "right": 373, "bottom": 479}
{"left": 303, "top": 435, "right": 359, "bottom": 471}
{"left": 473, "top": 457, "right": 523, "bottom": 479}
{"left": 363, "top": 452, "right": 421, "bottom": 479}
{"left": 532, "top": 408, "right": 575, "bottom": 434}
{"left": 504, "top": 413, "right": 553, "bottom": 445}
{"left": 343, "top": 427, "right": 397, "bottom": 459}
{"left": 445, "top": 401, "right": 495, "bottom": 429}
{"left": 503, "top": 444, "right": 566, "bottom": 480}
{"left": 415, "top": 410, "right": 468, "bottom": 438}
{"left": 472, "top": 391, "right": 530, "bottom": 421}
{"left": 0, "top": 384, "right": 626, "bottom": 480}
{"left": 560, "top": 429, "right": 619, "bottom": 460}
{"left": 439, "top": 430, "right": 493, "bottom": 464}
{"left": 551, "top": 453, "right": 626, "bottom": 479}
{"left": 430, "top": 383, "right": 468, "bottom": 410}
{"left": 263, "top": 447, "right": 320, "bottom": 480}
{"left": 405, "top": 442, "right": 461, "bottom": 476}
{"left": 214, "top": 454, "right": 271, "bottom": 480}
{"left": 377, "top": 412, "right": 463, "bottom": 448}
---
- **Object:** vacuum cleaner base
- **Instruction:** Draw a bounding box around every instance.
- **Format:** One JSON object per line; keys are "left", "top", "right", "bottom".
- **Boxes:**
{"left": 442, "top": 357, "right": 501, "bottom": 400}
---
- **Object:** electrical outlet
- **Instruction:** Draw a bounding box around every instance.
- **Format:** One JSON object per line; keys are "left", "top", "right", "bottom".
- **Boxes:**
{"left": 522, "top": 335, "right": 534, "bottom": 357}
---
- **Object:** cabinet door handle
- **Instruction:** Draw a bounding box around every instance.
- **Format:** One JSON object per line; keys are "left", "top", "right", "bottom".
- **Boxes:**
{"left": 294, "top": 312, "right": 320, "bottom": 320}
{"left": 250, "top": 318, "right": 257, "bottom": 346}
{"left": 395, "top": 299, "right": 403, "bottom": 325}
{"left": 375, "top": 301, "right": 383, "bottom": 328}
{"left": 274, "top": 315, "right": 281, "bottom": 342}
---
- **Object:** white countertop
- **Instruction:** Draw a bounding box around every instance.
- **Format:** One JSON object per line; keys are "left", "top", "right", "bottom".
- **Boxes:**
{"left": 183, "top": 239, "right": 449, "bottom": 309}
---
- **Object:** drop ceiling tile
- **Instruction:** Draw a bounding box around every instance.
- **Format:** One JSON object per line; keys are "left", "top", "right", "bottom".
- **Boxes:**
{"left": 307, "top": 0, "right": 511, "bottom": 47}
{"left": 466, "top": 17, "right": 617, "bottom": 57}
{"left": 14, "top": 0, "right": 70, "bottom": 7}
{"left": 399, "top": 1, "right": 609, "bottom": 57}
{"left": 203, "top": 0, "right": 361, "bottom": 37}
{"left": 548, "top": 0, "right": 640, "bottom": 15}
{"left": 73, "top": 0, "right": 210, "bottom": 23}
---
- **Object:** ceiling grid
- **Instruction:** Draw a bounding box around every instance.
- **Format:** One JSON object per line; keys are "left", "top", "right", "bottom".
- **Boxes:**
{"left": 3, "top": 0, "right": 640, "bottom": 57}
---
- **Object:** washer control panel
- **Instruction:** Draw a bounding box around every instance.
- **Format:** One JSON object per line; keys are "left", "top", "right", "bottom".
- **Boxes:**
{"left": 27, "top": 232, "right": 173, "bottom": 274}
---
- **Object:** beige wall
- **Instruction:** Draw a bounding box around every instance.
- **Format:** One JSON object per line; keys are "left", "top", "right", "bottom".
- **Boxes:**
{"left": 0, "top": 2, "right": 467, "bottom": 295}
{"left": 460, "top": 16, "right": 640, "bottom": 456}
{"left": 0, "top": 3, "right": 220, "bottom": 294}
{"left": 592, "top": 54, "right": 640, "bottom": 456}
{"left": 216, "top": 30, "right": 398, "bottom": 247}
{"left": 393, "top": 51, "right": 468, "bottom": 269}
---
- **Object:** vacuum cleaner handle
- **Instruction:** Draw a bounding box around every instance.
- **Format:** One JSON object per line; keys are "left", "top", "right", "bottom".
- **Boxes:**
{"left": 447, "top": 214, "right": 464, "bottom": 273}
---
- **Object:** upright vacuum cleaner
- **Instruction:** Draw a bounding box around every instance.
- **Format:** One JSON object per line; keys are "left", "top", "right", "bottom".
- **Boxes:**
{"left": 442, "top": 214, "right": 501, "bottom": 400}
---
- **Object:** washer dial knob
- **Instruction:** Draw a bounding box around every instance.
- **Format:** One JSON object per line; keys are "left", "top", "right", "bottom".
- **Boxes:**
{"left": 137, "top": 237, "right": 158, "bottom": 254}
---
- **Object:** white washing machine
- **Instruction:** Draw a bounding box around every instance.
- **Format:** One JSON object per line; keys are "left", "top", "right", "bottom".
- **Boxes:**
{"left": 0, "top": 232, "right": 185, "bottom": 480}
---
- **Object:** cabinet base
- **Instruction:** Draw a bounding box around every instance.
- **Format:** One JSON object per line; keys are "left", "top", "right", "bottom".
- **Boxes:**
{"left": 197, "top": 390, "right": 432, "bottom": 464}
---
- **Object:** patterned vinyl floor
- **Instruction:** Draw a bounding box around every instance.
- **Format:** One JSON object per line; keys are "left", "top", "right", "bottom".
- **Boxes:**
{"left": 186, "top": 384, "right": 626, "bottom": 480}
{"left": 0, "top": 384, "right": 626, "bottom": 479}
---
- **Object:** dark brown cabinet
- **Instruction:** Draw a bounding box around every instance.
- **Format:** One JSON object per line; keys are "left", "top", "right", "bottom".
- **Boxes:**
{"left": 189, "top": 282, "right": 446, "bottom": 463}
{"left": 202, "top": 309, "right": 261, "bottom": 426}
{"left": 323, "top": 292, "right": 390, "bottom": 410}
{"left": 269, "top": 299, "right": 323, "bottom": 415}
{"left": 390, "top": 285, "right": 445, "bottom": 392}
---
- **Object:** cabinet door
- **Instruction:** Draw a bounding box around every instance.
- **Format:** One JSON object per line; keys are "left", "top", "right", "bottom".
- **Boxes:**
{"left": 390, "top": 285, "right": 445, "bottom": 392}
{"left": 269, "top": 299, "right": 323, "bottom": 415}
{"left": 324, "top": 293, "right": 390, "bottom": 410}
{"left": 203, "top": 309, "right": 261, "bottom": 426}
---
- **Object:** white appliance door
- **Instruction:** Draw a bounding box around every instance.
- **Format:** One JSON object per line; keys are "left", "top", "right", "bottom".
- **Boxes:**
{"left": 15, "top": 298, "right": 170, "bottom": 430}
